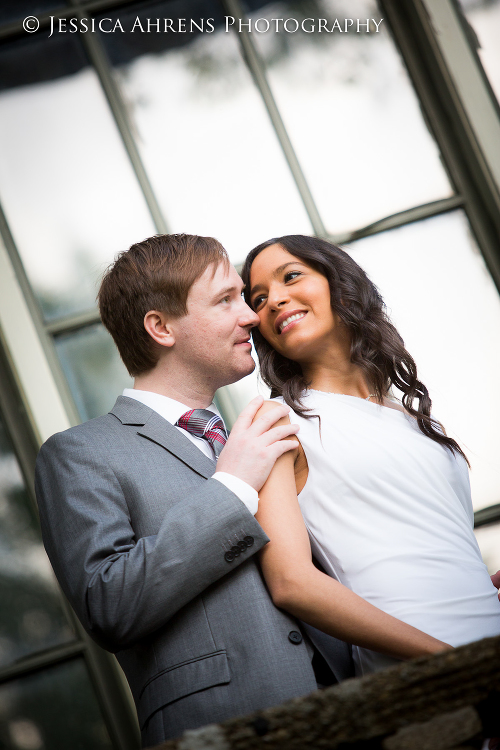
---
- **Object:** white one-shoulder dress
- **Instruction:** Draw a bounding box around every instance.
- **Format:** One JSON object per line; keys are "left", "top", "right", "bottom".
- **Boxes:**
{"left": 273, "top": 390, "right": 500, "bottom": 676}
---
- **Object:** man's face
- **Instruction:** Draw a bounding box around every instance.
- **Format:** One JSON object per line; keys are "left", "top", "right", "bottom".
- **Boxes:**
{"left": 169, "top": 261, "right": 260, "bottom": 390}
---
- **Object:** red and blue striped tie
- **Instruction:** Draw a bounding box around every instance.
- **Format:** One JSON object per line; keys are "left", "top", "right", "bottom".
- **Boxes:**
{"left": 176, "top": 409, "right": 228, "bottom": 460}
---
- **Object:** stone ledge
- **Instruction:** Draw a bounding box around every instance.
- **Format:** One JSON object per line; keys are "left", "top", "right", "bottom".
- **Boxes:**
{"left": 153, "top": 635, "right": 500, "bottom": 750}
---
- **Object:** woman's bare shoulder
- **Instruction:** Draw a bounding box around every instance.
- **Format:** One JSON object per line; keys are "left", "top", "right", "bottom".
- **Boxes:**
{"left": 253, "top": 399, "right": 291, "bottom": 426}
{"left": 253, "top": 400, "right": 307, "bottom": 485}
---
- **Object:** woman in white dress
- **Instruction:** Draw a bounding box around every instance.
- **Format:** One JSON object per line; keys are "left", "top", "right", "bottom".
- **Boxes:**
{"left": 241, "top": 234, "right": 500, "bottom": 676}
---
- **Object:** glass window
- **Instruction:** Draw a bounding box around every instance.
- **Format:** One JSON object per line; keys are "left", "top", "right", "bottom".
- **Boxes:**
{"left": 248, "top": 0, "right": 453, "bottom": 234}
{"left": 474, "top": 523, "right": 500, "bottom": 574}
{"left": 0, "top": 406, "right": 75, "bottom": 669}
{"left": 54, "top": 324, "right": 132, "bottom": 422}
{"left": 101, "top": 0, "right": 312, "bottom": 265}
{"left": 0, "top": 37, "right": 155, "bottom": 322}
{"left": 458, "top": 0, "right": 500, "bottom": 105}
{"left": 0, "top": 658, "right": 113, "bottom": 750}
{"left": 347, "top": 210, "right": 500, "bottom": 511}
{"left": 0, "top": 1, "right": 62, "bottom": 26}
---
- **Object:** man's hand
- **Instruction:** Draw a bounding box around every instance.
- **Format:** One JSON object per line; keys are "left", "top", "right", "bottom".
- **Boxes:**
{"left": 491, "top": 570, "right": 500, "bottom": 601}
{"left": 217, "top": 396, "right": 299, "bottom": 492}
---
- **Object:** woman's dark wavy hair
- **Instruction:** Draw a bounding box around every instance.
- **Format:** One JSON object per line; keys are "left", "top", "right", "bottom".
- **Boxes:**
{"left": 242, "top": 235, "right": 468, "bottom": 464}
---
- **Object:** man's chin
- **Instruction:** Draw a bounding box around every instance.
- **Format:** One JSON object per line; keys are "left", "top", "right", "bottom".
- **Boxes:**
{"left": 224, "top": 357, "right": 256, "bottom": 385}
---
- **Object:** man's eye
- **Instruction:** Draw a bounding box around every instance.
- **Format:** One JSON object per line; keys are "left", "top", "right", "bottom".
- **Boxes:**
{"left": 220, "top": 296, "right": 230, "bottom": 304}
{"left": 284, "top": 271, "right": 301, "bottom": 282}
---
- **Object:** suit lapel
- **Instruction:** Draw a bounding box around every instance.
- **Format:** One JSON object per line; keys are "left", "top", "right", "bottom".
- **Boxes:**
{"left": 137, "top": 418, "right": 216, "bottom": 479}
{"left": 110, "top": 396, "right": 216, "bottom": 479}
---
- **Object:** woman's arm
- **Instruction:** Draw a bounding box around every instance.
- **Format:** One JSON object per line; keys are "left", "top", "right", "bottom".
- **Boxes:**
{"left": 255, "top": 407, "right": 451, "bottom": 661}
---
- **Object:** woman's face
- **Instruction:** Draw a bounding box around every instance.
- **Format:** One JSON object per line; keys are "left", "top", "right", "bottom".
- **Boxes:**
{"left": 249, "top": 244, "right": 341, "bottom": 363}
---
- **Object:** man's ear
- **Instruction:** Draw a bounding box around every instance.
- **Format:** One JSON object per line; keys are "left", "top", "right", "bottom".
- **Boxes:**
{"left": 143, "top": 310, "right": 176, "bottom": 348}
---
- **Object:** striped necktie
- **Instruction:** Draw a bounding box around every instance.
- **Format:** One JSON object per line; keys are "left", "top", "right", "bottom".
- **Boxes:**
{"left": 176, "top": 409, "right": 228, "bottom": 460}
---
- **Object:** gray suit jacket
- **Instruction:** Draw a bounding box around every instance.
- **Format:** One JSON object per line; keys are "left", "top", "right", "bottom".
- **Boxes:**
{"left": 35, "top": 396, "right": 353, "bottom": 744}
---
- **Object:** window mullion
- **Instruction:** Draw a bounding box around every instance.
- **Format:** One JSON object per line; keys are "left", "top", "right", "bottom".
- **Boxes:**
{"left": 68, "top": 2, "right": 170, "bottom": 235}
{"left": 422, "top": 0, "right": 500, "bottom": 199}
{"left": 330, "top": 195, "right": 464, "bottom": 244}
{"left": 379, "top": 0, "right": 500, "bottom": 292}
{"left": 221, "top": 0, "right": 327, "bottom": 237}
{"left": 475, "top": 505, "right": 500, "bottom": 529}
{"left": 0, "top": 202, "right": 80, "bottom": 432}
{"left": 0, "top": 643, "right": 86, "bottom": 685}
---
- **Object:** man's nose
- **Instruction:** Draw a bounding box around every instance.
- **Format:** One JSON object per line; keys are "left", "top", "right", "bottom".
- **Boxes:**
{"left": 239, "top": 300, "right": 260, "bottom": 327}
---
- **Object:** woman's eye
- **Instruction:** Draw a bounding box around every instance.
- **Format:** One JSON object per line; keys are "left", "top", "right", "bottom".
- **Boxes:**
{"left": 284, "top": 271, "right": 301, "bottom": 282}
{"left": 252, "top": 295, "right": 266, "bottom": 310}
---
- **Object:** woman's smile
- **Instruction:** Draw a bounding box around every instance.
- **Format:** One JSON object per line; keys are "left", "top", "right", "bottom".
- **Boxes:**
{"left": 275, "top": 310, "right": 308, "bottom": 334}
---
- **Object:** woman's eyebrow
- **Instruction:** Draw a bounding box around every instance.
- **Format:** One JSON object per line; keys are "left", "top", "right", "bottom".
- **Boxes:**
{"left": 250, "top": 262, "right": 305, "bottom": 296}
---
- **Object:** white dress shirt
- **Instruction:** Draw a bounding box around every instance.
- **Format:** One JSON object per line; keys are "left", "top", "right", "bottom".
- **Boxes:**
{"left": 122, "top": 389, "right": 258, "bottom": 515}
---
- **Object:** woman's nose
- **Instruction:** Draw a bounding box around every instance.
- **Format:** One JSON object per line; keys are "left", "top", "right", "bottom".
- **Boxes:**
{"left": 268, "top": 286, "right": 289, "bottom": 309}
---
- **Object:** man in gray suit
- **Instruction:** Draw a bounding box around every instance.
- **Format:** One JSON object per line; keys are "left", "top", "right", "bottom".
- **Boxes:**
{"left": 35, "top": 234, "right": 352, "bottom": 746}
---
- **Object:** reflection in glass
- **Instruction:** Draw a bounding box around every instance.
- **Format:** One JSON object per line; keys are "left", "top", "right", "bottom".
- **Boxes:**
{"left": 249, "top": 0, "right": 453, "bottom": 234}
{"left": 55, "top": 324, "right": 132, "bottom": 422}
{"left": 458, "top": 0, "right": 500, "bottom": 105}
{"left": 0, "top": 37, "right": 155, "bottom": 322}
{"left": 0, "top": 408, "right": 74, "bottom": 669}
{"left": 0, "top": 658, "right": 113, "bottom": 749}
{"left": 347, "top": 210, "right": 500, "bottom": 511}
{"left": 104, "top": 0, "right": 312, "bottom": 265}
{"left": 475, "top": 523, "right": 500, "bottom": 574}
{"left": 0, "top": 1, "right": 61, "bottom": 26}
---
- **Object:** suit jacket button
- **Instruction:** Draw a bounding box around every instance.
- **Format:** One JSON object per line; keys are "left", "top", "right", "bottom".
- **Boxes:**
{"left": 288, "top": 630, "right": 303, "bottom": 644}
{"left": 224, "top": 551, "right": 235, "bottom": 563}
{"left": 237, "top": 540, "right": 247, "bottom": 552}
{"left": 243, "top": 536, "right": 254, "bottom": 547}
{"left": 231, "top": 545, "right": 241, "bottom": 557}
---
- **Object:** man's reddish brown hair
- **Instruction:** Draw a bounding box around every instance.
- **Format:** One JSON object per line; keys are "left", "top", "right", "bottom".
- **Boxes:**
{"left": 98, "top": 234, "right": 229, "bottom": 376}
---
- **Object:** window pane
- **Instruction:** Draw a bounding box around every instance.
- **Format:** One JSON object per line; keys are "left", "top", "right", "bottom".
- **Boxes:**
{"left": 0, "top": 29, "right": 88, "bottom": 92}
{"left": 474, "top": 523, "right": 500, "bottom": 574}
{"left": 0, "top": 1, "right": 61, "bottom": 26}
{"left": 54, "top": 324, "right": 132, "bottom": 422}
{"left": 0, "top": 407, "right": 75, "bottom": 669}
{"left": 347, "top": 210, "right": 500, "bottom": 511}
{"left": 0, "top": 37, "right": 155, "bottom": 322}
{"left": 0, "top": 658, "right": 113, "bottom": 750}
{"left": 249, "top": 0, "right": 453, "bottom": 234}
{"left": 458, "top": 0, "right": 500, "bottom": 106}
{"left": 101, "top": 0, "right": 312, "bottom": 265}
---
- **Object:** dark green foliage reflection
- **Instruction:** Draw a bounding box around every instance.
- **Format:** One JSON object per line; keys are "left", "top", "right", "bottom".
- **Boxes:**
{"left": 0, "top": 412, "right": 75, "bottom": 669}
{"left": 0, "top": 659, "right": 113, "bottom": 749}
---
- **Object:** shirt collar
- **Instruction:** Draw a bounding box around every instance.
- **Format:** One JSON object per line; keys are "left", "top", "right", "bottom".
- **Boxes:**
{"left": 122, "top": 388, "right": 221, "bottom": 426}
